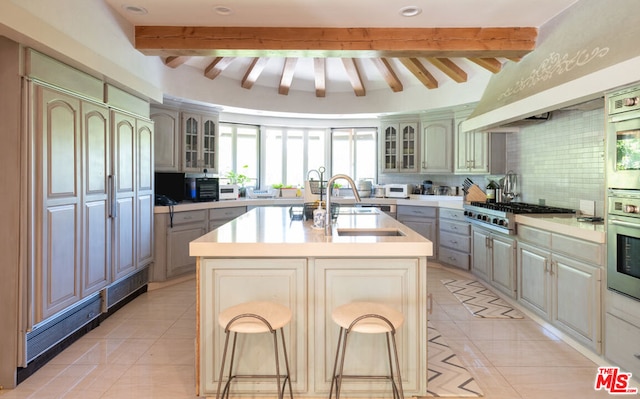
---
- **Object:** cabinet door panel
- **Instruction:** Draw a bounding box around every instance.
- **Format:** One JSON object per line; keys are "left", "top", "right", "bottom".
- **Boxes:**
{"left": 137, "top": 120, "right": 153, "bottom": 191}
{"left": 553, "top": 254, "right": 601, "bottom": 349}
{"left": 113, "top": 113, "right": 135, "bottom": 193}
{"left": 491, "top": 235, "right": 516, "bottom": 297}
{"left": 421, "top": 120, "right": 452, "bottom": 173}
{"left": 84, "top": 200, "right": 109, "bottom": 295}
{"left": 42, "top": 205, "right": 80, "bottom": 320}
{"left": 471, "top": 229, "right": 490, "bottom": 280}
{"left": 113, "top": 197, "right": 135, "bottom": 280}
{"left": 167, "top": 224, "right": 206, "bottom": 278}
{"left": 137, "top": 193, "right": 154, "bottom": 267}
{"left": 517, "top": 243, "right": 550, "bottom": 318}
{"left": 151, "top": 109, "right": 180, "bottom": 172}
{"left": 82, "top": 101, "right": 110, "bottom": 295}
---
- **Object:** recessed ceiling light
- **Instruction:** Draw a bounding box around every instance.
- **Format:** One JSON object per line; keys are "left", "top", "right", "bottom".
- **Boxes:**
{"left": 399, "top": 6, "right": 422, "bottom": 17}
{"left": 213, "top": 5, "right": 233, "bottom": 16}
{"left": 122, "top": 4, "right": 148, "bottom": 15}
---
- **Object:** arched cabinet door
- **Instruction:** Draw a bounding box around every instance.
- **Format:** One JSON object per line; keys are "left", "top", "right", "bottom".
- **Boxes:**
{"left": 34, "top": 84, "right": 82, "bottom": 322}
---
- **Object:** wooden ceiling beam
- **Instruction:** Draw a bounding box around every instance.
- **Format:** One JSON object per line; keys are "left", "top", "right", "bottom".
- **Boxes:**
{"left": 371, "top": 58, "right": 403, "bottom": 92}
{"left": 426, "top": 58, "right": 467, "bottom": 83}
{"left": 279, "top": 57, "right": 297, "bottom": 95}
{"left": 341, "top": 58, "right": 366, "bottom": 97}
{"left": 314, "top": 58, "right": 326, "bottom": 98}
{"left": 399, "top": 58, "right": 438, "bottom": 89}
{"left": 164, "top": 56, "right": 190, "bottom": 68}
{"left": 468, "top": 57, "right": 503, "bottom": 73}
{"left": 241, "top": 57, "right": 269, "bottom": 89}
{"left": 135, "top": 26, "right": 537, "bottom": 58}
{"left": 204, "top": 57, "right": 236, "bottom": 79}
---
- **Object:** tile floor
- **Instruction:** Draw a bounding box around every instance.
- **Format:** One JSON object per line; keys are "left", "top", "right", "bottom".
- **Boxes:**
{"left": 0, "top": 263, "right": 622, "bottom": 398}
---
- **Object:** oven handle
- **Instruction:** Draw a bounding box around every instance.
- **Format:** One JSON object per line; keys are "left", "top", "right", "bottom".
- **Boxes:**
{"left": 610, "top": 219, "right": 640, "bottom": 229}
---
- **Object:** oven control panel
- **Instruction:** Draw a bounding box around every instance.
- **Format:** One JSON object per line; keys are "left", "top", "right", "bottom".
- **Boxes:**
{"left": 609, "top": 189, "right": 640, "bottom": 217}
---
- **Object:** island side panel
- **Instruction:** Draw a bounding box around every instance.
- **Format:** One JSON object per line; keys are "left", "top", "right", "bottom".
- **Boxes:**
{"left": 199, "top": 258, "right": 308, "bottom": 397}
{"left": 313, "top": 257, "right": 427, "bottom": 397}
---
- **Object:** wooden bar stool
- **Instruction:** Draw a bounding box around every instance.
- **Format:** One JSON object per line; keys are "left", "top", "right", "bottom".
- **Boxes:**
{"left": 217, "top": 301, "right": 294, "bottom": 399}
{"left": 329, "top": 301, "right": 404, "bottom": 399}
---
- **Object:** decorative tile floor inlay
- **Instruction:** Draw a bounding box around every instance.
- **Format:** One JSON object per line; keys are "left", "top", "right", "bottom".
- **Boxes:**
{"left": 440, "top": 279, "right": 524, "bottom": 319}
{"left": 427, "top": 322, "right": 483, "bottom": 397}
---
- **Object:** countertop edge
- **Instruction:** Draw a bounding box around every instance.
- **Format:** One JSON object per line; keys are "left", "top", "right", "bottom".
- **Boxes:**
{"left": 515, "top": 214, "right": 606, "bottom": 243}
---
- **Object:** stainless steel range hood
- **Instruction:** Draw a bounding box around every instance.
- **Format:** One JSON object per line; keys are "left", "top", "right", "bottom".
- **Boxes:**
{"left": 461, "top": 0, "right": 640, "bottom": 133}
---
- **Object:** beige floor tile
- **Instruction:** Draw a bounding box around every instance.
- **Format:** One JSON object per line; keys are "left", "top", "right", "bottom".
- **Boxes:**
{"left": 464, "top": 366, "right": 523, "bottom": 399}
{"left": 453, "top": 319, "right": 561, "bottom": 342}
{"left": 100, "top": 364, "right": 198, "bottom": 399}
{"left": 472, "top": 339, "right": 598, "bottom": 368}
{"left": 135, "top": 338, "right": 196, "bottom": 365}
{"left": 497, "top": 366, "right": 613, "bottom": 399}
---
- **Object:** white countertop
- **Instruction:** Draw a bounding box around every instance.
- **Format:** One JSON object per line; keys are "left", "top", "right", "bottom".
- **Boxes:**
{"left": 155, "top": 195, "right": 464, "bottom": 213}
{"left": 515, "top": 214, "right": 606, "bottom": 243}
{"left": 189, "top": 206, "right": 433, "bottom": 258}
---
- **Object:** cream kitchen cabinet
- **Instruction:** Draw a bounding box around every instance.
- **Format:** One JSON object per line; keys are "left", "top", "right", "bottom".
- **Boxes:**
{"left": 150, "top": 105, "right": 180, "bottom": 172}
{"left": 397, "top": 206, "right": 437, "bottom": 258}
{"left": 517, "top": 224, "right": 602, "bottom": 353}
{"left": 438, "top": 208, "right": 470, "bottom": 270}
{"left": 381, "top": 121, "right": 418, "bottom": 173}
{"left": 471, "top": 225, "right": 517, "bottom": 298}
{"left": 421, "top": 118, "right": 453, "bottom": 173}
{"left": 182, "top": 111, "right": 218, "bottom": 172}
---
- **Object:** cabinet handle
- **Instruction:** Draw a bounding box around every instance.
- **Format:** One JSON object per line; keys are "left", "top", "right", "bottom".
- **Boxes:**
{"left": 427, "top": 293, "right": 433, "bottom": 315}
{"left": 183, "top": 216, "right": 192, "bottom": 220}
{"left": 634, "top": 353, "right": 640, "bottom": 360}
{"left": 108, "top": 174, "right": 117, "bottom": 219}
{"left": 544, "top": 260, "right": 548, "bottom": 273}
{"left": 550, "top": 261, "right": 555, "bottom": 276}
{"left": 450, "top": 240, "right": 458, "bottom": 245}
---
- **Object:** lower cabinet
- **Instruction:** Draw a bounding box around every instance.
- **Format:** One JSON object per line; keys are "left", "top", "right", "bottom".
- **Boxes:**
{"left": 605, "top": 290, "right": 640, "bottom": 377}
{"left": 438, "top": 208, "right": 470, "bottom": 270}
{"left": 397, "top": 206, "right": 437, "bottom": 258}
{"left": 209, "top": 206, "right": 247, "bottom": 231}
{"left": 471, "top": 226, "right": 516, "bottom": 298}
{"left": 152, "top": 206, "right": 248, "bottom": 282}
{"left": 517, "top": 225, "right": 602, "bottom": 353}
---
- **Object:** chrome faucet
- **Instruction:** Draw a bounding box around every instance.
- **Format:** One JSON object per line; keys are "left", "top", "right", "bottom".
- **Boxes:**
{"left": 325, "top": 174, "right": 361, "bottom": 236}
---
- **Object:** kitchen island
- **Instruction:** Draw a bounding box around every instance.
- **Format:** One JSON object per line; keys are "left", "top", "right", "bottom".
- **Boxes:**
{"left": 190, "top": 206, "right": 432, "bottom": 398}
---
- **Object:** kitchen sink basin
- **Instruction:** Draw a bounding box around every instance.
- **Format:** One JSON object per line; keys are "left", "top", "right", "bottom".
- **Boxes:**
{"left": 336, "top": 228, "right": 405, "bottom": 237}
{"left": 337, "top": 207, "right": 379, "bottom": 215}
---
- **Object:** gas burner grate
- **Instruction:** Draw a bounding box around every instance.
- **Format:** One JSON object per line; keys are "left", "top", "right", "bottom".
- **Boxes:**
{"left": 468, "top": 202, "right": 575, "bottom": 214}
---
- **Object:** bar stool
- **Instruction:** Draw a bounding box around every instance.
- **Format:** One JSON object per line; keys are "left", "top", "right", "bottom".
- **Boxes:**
{"left": 329, "top": 301, "right": 405, "bottom": 399}
{"left": 217, "top": 301, "right": 294, "bottom": 399}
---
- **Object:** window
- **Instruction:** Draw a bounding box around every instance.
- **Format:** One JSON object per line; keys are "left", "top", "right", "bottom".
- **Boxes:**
{"left": 263, "top": 127, "right": 327, "bottom": 187}
{"left": 219, "top": 124, "right": 259, "bottom": 187}
{"left": 331, "top": 128, "right": 377, "bottom": 184}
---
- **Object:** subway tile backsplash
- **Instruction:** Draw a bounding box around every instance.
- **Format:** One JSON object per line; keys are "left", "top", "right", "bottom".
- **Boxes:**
{"left": 506, "top": 108, "right": 606, "bottom": 215}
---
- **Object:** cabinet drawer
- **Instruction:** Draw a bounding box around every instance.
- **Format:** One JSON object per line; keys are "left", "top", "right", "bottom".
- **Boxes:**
{"left": 209, "top": 206, "right": 247, "bottom": 221}
{"left": 171, "top": 210, "right": 207, "bottom": 225}
{"left": 552, "top": 233, "right": 603, "bottom": 265}
{"left": 605, "top": 313, "right": 640, "bottom": 377}
{"left": 439, "top": 231, "right": 470, "bottom": 252}
{"left": 440, "top": 208, "right": 464, "bottom": 220}
{"left": 438, "top": 247, "right": 469, "bottom": 270}
{"left": 439, "top": 219, "right": 470, "bottom": 235}
{"left": 518, "top": 224, "right": 551, "bottom": 248}
{"left": 397, "top": 206, "right": 436, "bottom": 218}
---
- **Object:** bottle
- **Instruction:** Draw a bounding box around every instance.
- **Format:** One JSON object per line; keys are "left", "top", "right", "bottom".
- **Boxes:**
{"left": 312, "top": 201, "right": 326, "bottom": 229}
{"left": 486, "top": 180, "right": 498, "bottom": 203}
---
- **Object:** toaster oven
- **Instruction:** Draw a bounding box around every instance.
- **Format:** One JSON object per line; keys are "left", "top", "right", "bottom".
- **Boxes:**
{"left": 384, "top": 184, "right": 412, "bottom": 198}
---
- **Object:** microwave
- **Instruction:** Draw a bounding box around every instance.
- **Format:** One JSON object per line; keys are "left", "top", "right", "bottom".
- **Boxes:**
{"left": 385, "top": 184, "right": 412, "bottom": 198}
{"left": 185, "top": 175, "right": 219, "bottom": 202}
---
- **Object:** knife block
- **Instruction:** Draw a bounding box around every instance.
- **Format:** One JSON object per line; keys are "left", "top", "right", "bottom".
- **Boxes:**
{"left": 464, "top": 184, "right": 486, "bottom": 203}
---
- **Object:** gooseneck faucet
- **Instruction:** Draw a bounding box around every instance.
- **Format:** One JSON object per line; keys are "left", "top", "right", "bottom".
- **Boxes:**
{"left": 325, "top": 174, "right": 361, "bottom": 236}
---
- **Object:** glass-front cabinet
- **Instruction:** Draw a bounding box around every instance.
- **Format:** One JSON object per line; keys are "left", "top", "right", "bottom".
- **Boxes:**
{"left": 382, "top": 121, "right": 418, "bottom": 173}
{"left": 182, "top": 112, "right": 218, "bottom": 172}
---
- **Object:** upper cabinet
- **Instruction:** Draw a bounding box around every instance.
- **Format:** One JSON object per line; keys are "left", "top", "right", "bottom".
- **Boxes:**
{"left": 421, "top": 118, "right": 453, "bottom": 174}
{"left": 151, "top": 106, "right": 180, "bottom": 172}
{"left": 152, "top": 104, "right": 219, "bottom": 173}
{"left": 381, "top": 121, "right": 418, "bottom": 173}
{"left": 182, "top": 111, "right": 218, "bottom": 173}
{"left": 453, "top": 112, "right": 507, "bottom": 175}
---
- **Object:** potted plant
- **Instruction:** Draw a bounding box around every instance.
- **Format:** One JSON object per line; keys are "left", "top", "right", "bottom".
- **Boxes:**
{"left": 226, "top": 165, "right": 250, "bottom": 197}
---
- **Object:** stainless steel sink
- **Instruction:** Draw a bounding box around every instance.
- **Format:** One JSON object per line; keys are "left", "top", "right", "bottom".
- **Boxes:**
{"left": 336, "top": 228, "right": 405, "bottom": 236}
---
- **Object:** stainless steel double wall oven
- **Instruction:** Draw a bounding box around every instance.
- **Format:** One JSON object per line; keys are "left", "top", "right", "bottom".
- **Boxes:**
{"left": 607, "top": 86, "right": 640, "bottom": 301}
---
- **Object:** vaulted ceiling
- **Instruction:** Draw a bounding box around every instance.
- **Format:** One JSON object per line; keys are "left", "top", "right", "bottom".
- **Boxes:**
{"left": 104, "top": 0, "right": 579, "bottom": 101}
